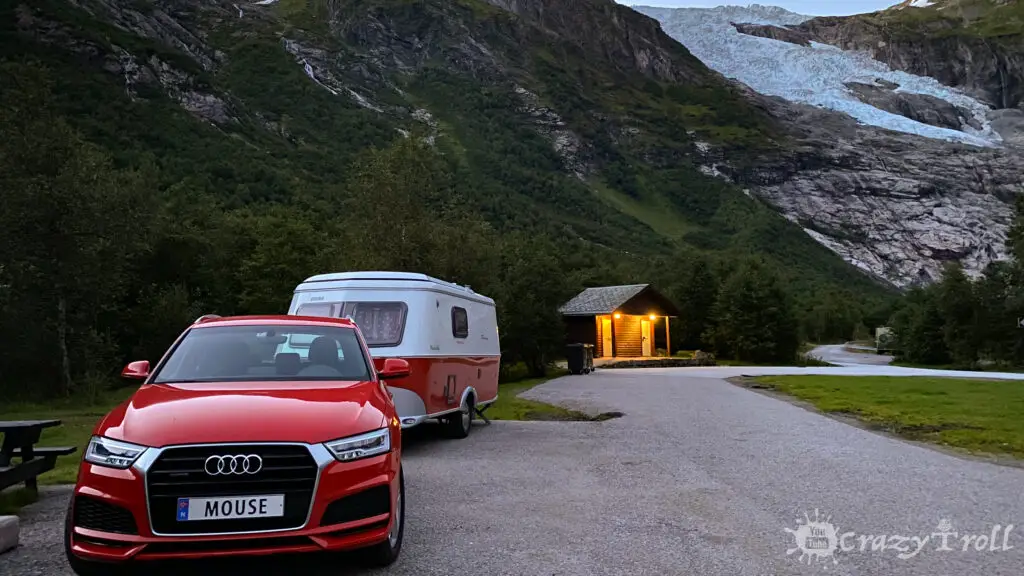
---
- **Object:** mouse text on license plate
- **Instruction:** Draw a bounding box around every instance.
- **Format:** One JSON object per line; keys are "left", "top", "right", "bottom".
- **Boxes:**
{"left": 176, "top": 495, "right": 285, "bottom": 521}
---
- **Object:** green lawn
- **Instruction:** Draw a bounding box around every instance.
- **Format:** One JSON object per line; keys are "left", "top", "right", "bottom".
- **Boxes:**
{"left": 750, "top": 375, "right": 1024, "bottom": 459}
{"left": 0, "top": 387, "right": 137, "bottom": 487}
{"left": 486, "top": 369, "right": 594, "bottom": 421}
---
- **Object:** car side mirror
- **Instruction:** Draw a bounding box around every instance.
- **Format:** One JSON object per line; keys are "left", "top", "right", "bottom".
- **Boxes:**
{"left": 122, "top": 360, "right": 151, "bottom": 380}
{"left": 378, "top": 358, "right": 410, "bottom": 380}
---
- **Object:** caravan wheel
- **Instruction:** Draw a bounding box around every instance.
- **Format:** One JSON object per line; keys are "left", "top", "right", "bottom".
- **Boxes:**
{"left": 444, "top": 395, "right": 474, "bottom": 439}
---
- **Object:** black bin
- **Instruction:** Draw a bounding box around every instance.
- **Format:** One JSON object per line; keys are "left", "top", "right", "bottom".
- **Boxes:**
{"left": 566, "top": 343, "right": 595, "bottom": 375}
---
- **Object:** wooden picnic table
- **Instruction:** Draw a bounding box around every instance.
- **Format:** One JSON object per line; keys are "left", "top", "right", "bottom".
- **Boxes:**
{"left": 0, "top": 419, "right": 76, "bottom": 493}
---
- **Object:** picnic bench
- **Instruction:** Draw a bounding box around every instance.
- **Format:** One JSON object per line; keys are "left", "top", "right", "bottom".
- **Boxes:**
{"left": 0, "top": 420, "right": 77, "bottom": 493}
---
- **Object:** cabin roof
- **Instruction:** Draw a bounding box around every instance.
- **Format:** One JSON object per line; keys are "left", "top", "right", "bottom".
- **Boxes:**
{"left": 559, "top": 284, "right": 680, "bottom": 317}
{"left": 558, "top": 284, "right": 649, "bottom": 316}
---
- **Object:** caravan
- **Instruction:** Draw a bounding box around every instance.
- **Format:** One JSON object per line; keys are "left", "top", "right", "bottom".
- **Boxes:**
{"left": 288, "top": 272, "right": 500, "bottom": 437}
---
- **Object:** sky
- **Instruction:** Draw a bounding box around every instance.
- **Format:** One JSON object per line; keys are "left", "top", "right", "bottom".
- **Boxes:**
{"left": 618, "top": 1, "right": 901, "bottom": 17}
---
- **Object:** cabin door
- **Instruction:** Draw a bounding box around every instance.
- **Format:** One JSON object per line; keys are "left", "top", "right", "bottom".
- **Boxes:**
{"left": 601, "top": 317, "right": 613, "bottom": 358}
{"left": 641, "top": 319, "right": 652, "bottom": 357}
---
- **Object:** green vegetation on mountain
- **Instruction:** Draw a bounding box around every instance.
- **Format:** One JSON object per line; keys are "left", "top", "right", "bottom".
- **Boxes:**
{"left": 0, "top": 0, "right": 898, "bottom": 399}
{"left": 879, "top": 0, "right": 1024, "bottom": 39}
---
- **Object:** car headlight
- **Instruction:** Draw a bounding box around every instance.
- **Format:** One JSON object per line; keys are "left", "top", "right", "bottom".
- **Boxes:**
{"left": 323, "top": 428, "right": 391, "bottom": 462}
{"left": 84, "top": 436, "right": 148, "bottom": 469}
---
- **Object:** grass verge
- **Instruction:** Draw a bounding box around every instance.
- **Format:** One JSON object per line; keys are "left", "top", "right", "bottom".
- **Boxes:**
{"left": 746, "top": 375, "right": 1024, "bottom": 459}
{"left": 0, "top": 487, "right": 38, "bottom": 515}
{"left": 487, "top": 369, "right": 605, "bottom": 421}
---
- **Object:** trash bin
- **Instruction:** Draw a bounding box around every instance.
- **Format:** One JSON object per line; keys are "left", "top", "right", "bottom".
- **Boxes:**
{"left": 566, "top": 343, "right": 595, "bottom": 375}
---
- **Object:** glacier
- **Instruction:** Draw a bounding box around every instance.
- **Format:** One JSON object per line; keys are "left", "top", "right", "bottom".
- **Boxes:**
{"left": 631, "top": 4, "right": 1002, "bottom": 148}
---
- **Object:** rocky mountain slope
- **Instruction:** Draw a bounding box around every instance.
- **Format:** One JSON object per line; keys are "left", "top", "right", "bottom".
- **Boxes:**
{"left": 4, "top": 0, "right": 896, "bottom": 302}
{"left": 10, "top": 0, "right": 1022, "bottom": 292}
{"left": 636, "top": 4, "right": 1024, "bottom": 287}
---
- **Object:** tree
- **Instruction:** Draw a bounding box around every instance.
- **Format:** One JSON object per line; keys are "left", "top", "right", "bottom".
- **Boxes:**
{"left": 493, "top": 233, "right": 575, "bottom": 377}
{"left": 937, "top": 262, "right": 978, "bottom": 367}
{"left": 668, "top": 254, "right": 718, "bottom": 350}
{"left": 234, "top": 205, "right": 341, "bottom": 314}
{"left": 891, "top": 286, "right": 951, "bottom": 366}
{"left": 973, "top": 261, "right": 1016, "bottom": 363}
{"left": 0, "top": 62, "right": 155, "bottom": 396}
{"left": 706, "top": 259, "right": 800, "bottom": 363}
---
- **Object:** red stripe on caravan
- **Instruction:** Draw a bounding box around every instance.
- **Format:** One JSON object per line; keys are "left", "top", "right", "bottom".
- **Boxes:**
{"left": 375, "top": 356, "right": 499, "bottom": 415}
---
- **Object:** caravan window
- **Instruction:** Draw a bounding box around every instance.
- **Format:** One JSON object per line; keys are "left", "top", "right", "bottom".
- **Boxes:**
{"left": 340, "top": 302, "right": 407, "bottom": 347}
{"left": 295, "top": 303, "right": 336, "bottom": 318}
{"left": 452, "top": 306, "right": 469, "bottom": 339}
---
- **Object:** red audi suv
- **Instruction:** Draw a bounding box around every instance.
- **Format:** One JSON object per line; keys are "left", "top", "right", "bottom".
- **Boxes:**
{"left": 64, "top": 315, "right": 408, "bottom": 574}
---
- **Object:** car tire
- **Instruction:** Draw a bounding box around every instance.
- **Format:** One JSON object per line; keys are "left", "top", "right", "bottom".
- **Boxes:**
{"left": 64, "top": 499, "right": 131, "bottom": 576}
{"left": 444, "top": 395, "right": 474, "bottom": 439}
{"left": 360, "top": 468, "right": 405, "bottom": 567}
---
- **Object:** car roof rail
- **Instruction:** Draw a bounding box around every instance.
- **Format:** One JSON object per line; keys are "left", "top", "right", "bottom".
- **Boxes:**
{"left": 193, "top": 314, "right": 222, "bottom": 324}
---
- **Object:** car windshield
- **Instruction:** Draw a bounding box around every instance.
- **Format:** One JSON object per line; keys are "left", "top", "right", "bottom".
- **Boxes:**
{"left": 151, "top": 324, "right": 372, "bottom": 383}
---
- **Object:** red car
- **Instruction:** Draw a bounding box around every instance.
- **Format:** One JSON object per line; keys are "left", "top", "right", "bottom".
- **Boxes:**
{"left": 63, "top": 315, "right": 408, "bottom": 574}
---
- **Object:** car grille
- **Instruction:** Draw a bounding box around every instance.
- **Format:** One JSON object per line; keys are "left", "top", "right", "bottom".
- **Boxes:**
{"left": 74, "top": 495, "right": 138, "bottom": 535}
{"left": 146, "top": 444, "right": 319, "bottom": 535}
{"left": 320, "top": 485, "right": 391, "bottom": 527}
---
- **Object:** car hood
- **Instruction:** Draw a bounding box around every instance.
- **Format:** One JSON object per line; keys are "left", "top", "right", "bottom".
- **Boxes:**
{"left": 97, "top": 380, "right": 388, "bottom": 447}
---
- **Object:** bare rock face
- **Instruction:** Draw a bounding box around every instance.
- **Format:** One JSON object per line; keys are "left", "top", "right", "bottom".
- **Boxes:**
{"left": 731, "top": 22, "right": 811, "bottom": 47}
{"left": 730, "top": 91, "right": 1022, "bottom": 288}
{"left": 844, "top": 81, "right": 980, "bottom": 131}
{"left": 789, "top": 15, "right": 1024, "bottom": 110}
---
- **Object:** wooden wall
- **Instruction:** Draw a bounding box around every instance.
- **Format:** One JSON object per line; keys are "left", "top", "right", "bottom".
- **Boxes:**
{"left": 613, "top": 314, "right": 642, "bottom": 357}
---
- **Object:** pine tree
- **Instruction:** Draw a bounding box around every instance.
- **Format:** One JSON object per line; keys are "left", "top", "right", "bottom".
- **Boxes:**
{"left": 706, "top": 259, "right": 800, "bottom": 363}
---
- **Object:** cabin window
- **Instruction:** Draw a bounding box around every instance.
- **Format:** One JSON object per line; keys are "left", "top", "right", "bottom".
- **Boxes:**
{"left": 452, "top": 307, "right": 469, "bottom": 339}
{"left": 339, "top": 302, "right": 408, "bottom": 347}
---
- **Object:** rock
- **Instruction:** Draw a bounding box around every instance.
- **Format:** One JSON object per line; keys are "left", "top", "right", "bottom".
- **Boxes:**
{"left": 513, "top": 85, "right": 592, "bottom": 179}
{"left": 790, "top": 16, "right": 1024, "bottom": 109}
{"left": 693, "top": 350, "right": 716, "bottom": 365}
{"left": 732, "top": 91, "right": 1022, "bottom": 288}
{"left": 731, "top": 22, "right": 811, "bottom": 47}
{"left": 989, "top": 108, "right": 1024, "bottom": 147}
{"left": 0, "top": 515, "right": 18, "bottom": 554}
{"left": 875, "top": 78, "right": 900, "bottom": 90}
{"left": 844, "top": 81, "right": 979, "bottom": 131}
{"left": 178, "top": 91, "right": 233, "bottom": 124}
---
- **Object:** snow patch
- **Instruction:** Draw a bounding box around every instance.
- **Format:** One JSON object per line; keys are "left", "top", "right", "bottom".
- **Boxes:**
{"left": 633, "top": 5, "right": 1001, "bottom": 148}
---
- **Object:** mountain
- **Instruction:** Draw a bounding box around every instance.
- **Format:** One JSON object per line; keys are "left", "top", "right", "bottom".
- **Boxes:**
{"left": 635, "top": 3, "right": 1024, "bottom": 287}
{"left": 2, "top": 0, "right": 894, "bottom": 301}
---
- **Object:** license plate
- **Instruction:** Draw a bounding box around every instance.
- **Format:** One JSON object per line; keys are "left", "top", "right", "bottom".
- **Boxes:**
{"left": 176, "top": 495, "right": 285, "bottom": 521}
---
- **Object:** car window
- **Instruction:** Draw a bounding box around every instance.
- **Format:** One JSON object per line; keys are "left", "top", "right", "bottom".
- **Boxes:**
{"left": 151, "top": 324, "right": 371, "bottom": 383}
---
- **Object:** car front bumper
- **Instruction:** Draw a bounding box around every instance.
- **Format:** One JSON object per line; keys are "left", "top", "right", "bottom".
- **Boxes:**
{"left": 66, "top": 443, "right": 399, "bottom": 563}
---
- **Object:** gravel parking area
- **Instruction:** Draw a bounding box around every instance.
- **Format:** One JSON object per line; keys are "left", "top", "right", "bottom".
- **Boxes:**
{"left": 4, "top": 369, "right": 1024, "bottom": 575}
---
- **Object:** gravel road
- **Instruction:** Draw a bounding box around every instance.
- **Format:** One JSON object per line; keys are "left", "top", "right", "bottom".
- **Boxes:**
{"left": 5, "top": 368, "right": 1024, "bottom": 575}
{"left": 808, "top": 343, "right": 894, "bottom": 367}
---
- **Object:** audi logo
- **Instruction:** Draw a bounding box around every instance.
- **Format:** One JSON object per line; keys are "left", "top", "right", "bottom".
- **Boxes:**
{"left": 204, "top": 454, "right": 263, "bottom": 476}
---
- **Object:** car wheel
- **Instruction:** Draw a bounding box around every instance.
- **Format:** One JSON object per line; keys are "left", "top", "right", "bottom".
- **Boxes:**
{"left": 444, "top": 395, "right": 474, "bottom": 439}
{"left": 64, "top": 499, "right": 130, "bottom": 576}
{"left": 360, "top": 468, "right": 405, "bottom": 567}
